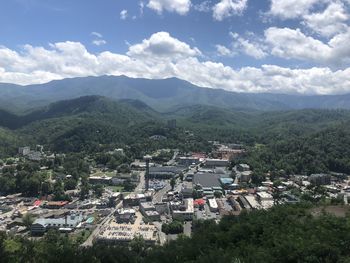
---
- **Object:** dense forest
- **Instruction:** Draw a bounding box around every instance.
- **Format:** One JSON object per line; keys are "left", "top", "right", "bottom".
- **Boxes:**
{"left": 1, "top": 96, "right": 350, "bottom": 176}
{"left": 1, "top": 204, "right": 350, "bottom": 262}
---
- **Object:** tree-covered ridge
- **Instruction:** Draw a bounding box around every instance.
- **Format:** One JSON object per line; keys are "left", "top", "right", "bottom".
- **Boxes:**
{"left": 1, "top": 96, "right": 350, "bottom": 174}
{"left": 2, "top": 76, "right": 350, "bottom": 112}
{"left": 1, "top": 204, "right": 350, "bottom": 262}
{"left": 246, "top": 122, "right": 350, "bottom": 175}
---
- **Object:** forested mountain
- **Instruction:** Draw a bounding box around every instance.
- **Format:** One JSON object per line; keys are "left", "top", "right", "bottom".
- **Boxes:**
{"left": 1, "top": 95, "right": 350, "bottom": 175}
{"left": 1, "top": 76, "right": 350, "bottom": 112}
{"left": 0, "top": 96, "right": 212, "bottom": 155}
{"left": 0, "top": 96, "right": 156, "bottom": 129}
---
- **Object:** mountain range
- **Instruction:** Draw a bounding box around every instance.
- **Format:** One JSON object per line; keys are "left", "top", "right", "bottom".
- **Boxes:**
{"left": 1, "top": 75, "right": 350, "bottom": 113}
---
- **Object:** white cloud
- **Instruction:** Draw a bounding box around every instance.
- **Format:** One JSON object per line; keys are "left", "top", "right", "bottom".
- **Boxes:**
{"left": 92, "top": 39, "right": 107, "bottom": 46}
{"left": 215, "top": 44, "right": 235, "bottom": 57}
{"left": 120, "top": 9, "right": 128, "bottom": 20}
{"left": 0, "top": 32, "right": 350, "bottom": 95}
{"left": 269, "top": 0, "right": 320, "bottom": 19}
{"left": 139, "top": 1, "right": 145, "bottom": 15}
{"left": 127, "top": 31, "right": 201, "bottom": 60}
{"left": 91, "top": 32, "right": 103, "bottom": 38}
{"left": 303, "top": 2, "right": 349, "bottom": 37}
{"left": 213, "top": 0, "right": 248, "bottom": 21}
{"left": 230, "top": 32, "right": 267, "bottom": 59}
{"left": 194, "top": 1, "right": 212, "bottom": 12}
{"left": 265, "top": 27, "right": 350, "bottom": 65}
{"left": 91, "top": 31, "right": 106, "bottom": 46}
{"left": 147, "top": 0, "right": 191, "bottom": 15}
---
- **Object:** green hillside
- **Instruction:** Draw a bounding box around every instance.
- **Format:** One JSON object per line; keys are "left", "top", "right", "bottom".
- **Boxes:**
{"left": 0, "top": 96, "right": 350, "bottom": 175}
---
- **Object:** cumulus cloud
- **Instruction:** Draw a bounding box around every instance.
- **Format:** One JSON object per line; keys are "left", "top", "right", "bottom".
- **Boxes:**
{"left": 213, "top": 0, "right": 248, "bottom": 21}
{"left": 120, "top": 9, "right": 128, "bottom": 20}
{"left": 215, "top": 44, "right": 235, "bottom": 57}
{"left": 230, "top": 32, "right": 267, "bottom": 59}
{"left": 265, "top": 27, "right": 350, "bottom": 65}
{"left": 147, "top": 0, "right": 191, "bottom": 15}
{"left": 0, "top": 32, "right": 350, "bottom": 95}
{"left": 303, "top": 2, "right": 349, "bottom": 37}
{"left": 269, "top": 0, "right": 320, "bottom": 19}
{"left": 127, "top": 32, "right": 201, "bottom": 60}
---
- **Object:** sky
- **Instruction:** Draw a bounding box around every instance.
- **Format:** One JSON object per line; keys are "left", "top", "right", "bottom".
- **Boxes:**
{"left": 0, "top": 0, "right": 350, "bottom": 95}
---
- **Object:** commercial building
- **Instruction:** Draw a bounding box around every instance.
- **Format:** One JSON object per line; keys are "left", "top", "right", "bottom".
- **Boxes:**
{"left": 123, "top": 194, "right": 148, "bottom": 206}
{"left": 178, "top": 157, "right": 200, "bottom": 167}
{"left": 214, "top": 145, "right": 245, "bottom": 160}
{"left": 115, "top": 208, "right": 136, "bottom": 223}
{"left": 181, "top": 187, "right": 194, "bottom": 198}
{"left": 204, "top": 159, "right": 229, "bottom": 168}
{"left": 140, "top": 202, "right": 156, "bottom": 214}
{"left": 244, "top": 195, "right": 260, "bottom": 209}
{"left": 308, "top": 174, "right": 331, "bottom": 186}
{"left": 89, "top": 175, "right": 112, "bottom": 185}
{"left": 148, "top": 166, "right": 186, "bottom": 179}
{"left": 256, "top": 192, "right": 273, "bottom": 201}
{"left": 172, "top": 198, "right": 194, "bottom": 221}
{"left": 154, "top": 202, "right": 169, "bottom": 215}
{"left": 193, "top": 173, "right": 223, "bottom": 188}
{"left": 208, "top": 198, "right": 218, "bottom": 213}
{"left": 31, "top": 212, "right": 84, "bottom": 235}
{"left": 42, "top": 201, "right": 69, "bottom": 209}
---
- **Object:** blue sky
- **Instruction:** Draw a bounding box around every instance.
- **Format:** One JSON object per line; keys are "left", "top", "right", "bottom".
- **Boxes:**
{"left": 0, "top": 0, "right": 350, "bottom": 94}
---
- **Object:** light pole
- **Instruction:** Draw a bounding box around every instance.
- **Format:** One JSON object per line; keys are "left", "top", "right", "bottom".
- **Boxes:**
{"left": 143, "top": 155, "right": 152, "bottom": 192}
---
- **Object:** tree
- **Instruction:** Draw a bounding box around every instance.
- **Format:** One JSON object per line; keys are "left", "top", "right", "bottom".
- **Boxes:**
{"left": 251, "top": 171, "right": 265, "bottom": 186}
{"left": 52, "top": 179, "right": 65, "bottom": 201}
{"left": 80, "top": 177, "right": 90, "bottom": 200}
{"left": 214, "top": 191, "right": 222, "bottom": 198}
{"left": 93, "top": 184, "right": 104, "bottom": 198}
{"left": 22, "top": 213, "right": 34, "bottom": 229}
{"left": 170, "top": 177, "right": 176, "bottom": 191}
{"left": 179, "top": 172, "right": 184, "bottom": 182}
{"left": 162, "top": 220, "right": 184, "bottom": 234}
{"left": 123, "top": 179, "right": 135, "bottom": 192}
{"left": 64, "top": 178, "right": 77, "bottom": 191}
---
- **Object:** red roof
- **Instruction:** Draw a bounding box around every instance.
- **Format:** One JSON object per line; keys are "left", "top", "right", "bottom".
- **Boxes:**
{"left": 33, "top": 200, "right": 42, "bottom": 207}
{"left": 194, "top": 199, "right": 205, "bottom": 206}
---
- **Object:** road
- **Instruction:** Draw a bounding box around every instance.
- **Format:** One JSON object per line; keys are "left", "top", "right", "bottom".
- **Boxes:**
{"left": 134, "top": 171, "right": 145, "bottom": 193}
{"left": 166, "top": 149, "right": 179, "bottom": 166}
{"left": 153, "top": 183, "right": 171, "bottom": 203}
{"left": 183, "top": 221, "right": 192, "bottom": 237}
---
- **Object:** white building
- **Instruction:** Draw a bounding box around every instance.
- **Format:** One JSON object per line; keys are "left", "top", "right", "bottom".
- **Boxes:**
{"left": 208, "top": 198, "right": 218, "bottom": 212}
{"left": 172, "top": 198, "right": 194, "bottom": 221}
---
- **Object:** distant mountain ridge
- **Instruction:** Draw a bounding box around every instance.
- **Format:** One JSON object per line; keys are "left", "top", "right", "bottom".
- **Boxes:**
{"left": 1, "top": 75, "right": 350, "bottom": 112}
